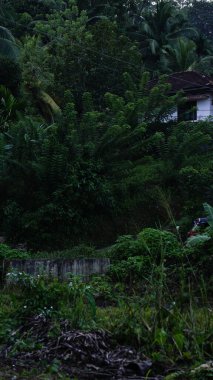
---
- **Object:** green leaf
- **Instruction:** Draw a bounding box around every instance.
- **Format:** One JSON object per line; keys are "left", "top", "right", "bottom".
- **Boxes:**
{"left": 186, "top": 234, "right": 211, "bottom": 247}
{"left": 173, "top": 333, "right": 185, "bottom": 352}
{"left": 203, "top": 203, "right": 213, "bottom": 227}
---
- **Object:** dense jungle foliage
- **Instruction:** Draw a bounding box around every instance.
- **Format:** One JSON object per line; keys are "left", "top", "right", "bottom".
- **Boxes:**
{"left": 0, "top": 1, "right": 213, "bottom": 378}
{"left": 0, "top": 0, "right": 213, "bottom": 249}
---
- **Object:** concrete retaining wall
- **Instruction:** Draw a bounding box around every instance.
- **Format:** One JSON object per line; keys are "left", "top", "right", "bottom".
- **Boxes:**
{"left": 4, "top": 258, "right": 110, "bottom": 280}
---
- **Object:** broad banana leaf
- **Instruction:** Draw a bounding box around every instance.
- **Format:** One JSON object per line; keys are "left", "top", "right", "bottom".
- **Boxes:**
{"left": 186, "top": 234, "right": 211, "bottom": 247}
{"left": 203, "top": 202, "right": 213, "bottom": 227}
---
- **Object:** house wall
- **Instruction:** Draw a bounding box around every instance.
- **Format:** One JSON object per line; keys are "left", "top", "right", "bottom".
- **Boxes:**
{"left": 168, "top": 94, "right": 213, "bottom": 122}
{"left": 210, "top": 95, "right": 213, "bottom": 117}
{"left": 197, "top": 95, "right": 212, "bottom": 120}
{"left": 169, "top": 109, "right": 178, "bottom": 120}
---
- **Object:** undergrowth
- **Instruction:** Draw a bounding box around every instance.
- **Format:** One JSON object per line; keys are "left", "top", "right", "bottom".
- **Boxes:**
{"left": 0, "top": 222, "right": 212, "bottom": 379}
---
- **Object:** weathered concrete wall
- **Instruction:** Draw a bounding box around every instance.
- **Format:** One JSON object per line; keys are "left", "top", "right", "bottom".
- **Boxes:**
{"left": 5, "top": 258, "right": 110, "bottom": 280}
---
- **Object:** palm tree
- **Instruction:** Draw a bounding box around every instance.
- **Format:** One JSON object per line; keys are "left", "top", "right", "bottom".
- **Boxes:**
{"left": 193, "top": 33, "right": 213, "bottom": 58}
{"left": 140, "top": 0, "right": 196, "bottom": 57}
{"left": 160, "top": 37, "right": 213, "bottom": 73}
{"left": 160, "top": 38, "right": 197, "bottom": 72}
{"left": 0, "top": 26, "right": 19, "bottom": 61}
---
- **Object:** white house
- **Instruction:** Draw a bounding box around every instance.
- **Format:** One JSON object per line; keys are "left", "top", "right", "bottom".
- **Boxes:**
{"left": 152, "top": 71, "right": 213, "bottom": 122}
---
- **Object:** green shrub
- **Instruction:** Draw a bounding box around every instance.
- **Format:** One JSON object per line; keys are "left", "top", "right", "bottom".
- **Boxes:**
{"left": 0, "top": 244, "right": 29, "bottom": 286}
{"left": 7, "top": 273, "right": 96, "bottom": 328}
{"left": 0, "top": 243, "right": 29, "bottom": 260}
{"left": 109, "top": 255, "right": 151, "bottom": 283}
{"left": 108, "top": 229, "right": 183, "bottom": 281}
{"left": 89, "top": 275, "right": 116, "bottom": 304}
{"left": 0, "top": 292, "right": 20, "bottom": 344}
{"left": 109, "top": 235, "right": 142, "bottom": 262}
{"left": 184, "top": 239, "right": 213, "bottom": 278}
{"left": 137, "top": 228, "right": 182, "bottom": 261}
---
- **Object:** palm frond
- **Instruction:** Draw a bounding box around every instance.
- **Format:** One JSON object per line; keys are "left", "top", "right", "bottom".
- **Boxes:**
{"left": 167, "top": 27, "right": 198, "bottom": 40}
{"left": 0, "top": 26, "right": 19, "bottom": 60}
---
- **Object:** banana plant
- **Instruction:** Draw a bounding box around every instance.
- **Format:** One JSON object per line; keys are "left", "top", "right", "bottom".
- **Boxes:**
{"left": 186, "top": 203, "right": 213, "bottom": 247}
{"left": 203, "top": 203, "right": 213, "bottom": 229}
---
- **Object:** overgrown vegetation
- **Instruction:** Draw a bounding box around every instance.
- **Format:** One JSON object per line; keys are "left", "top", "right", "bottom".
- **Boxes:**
{"left": 0, "top": 0, "right": 212, "bottom": 378}
{"left": 0, "top": 218, "right": 212, "bottom": 378}
{"left": 0, "top": 0, "right": 212, "bottom": 248}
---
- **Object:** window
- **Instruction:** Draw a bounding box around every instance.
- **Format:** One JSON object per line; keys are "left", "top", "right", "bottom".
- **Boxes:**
{"left": 178, "top": 101, "right": 197, "bottom": 121}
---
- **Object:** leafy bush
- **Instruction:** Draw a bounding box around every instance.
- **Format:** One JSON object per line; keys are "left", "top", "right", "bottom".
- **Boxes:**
{"left": 0, "top": 243, "right": 29, "bottom": 260}
{"left": 7, "top": 272, "right": 96, "bottom": 328}
{"left": 137, "top": 228, "right": 182, "bottom": 261}
{"left": 0, "top": 243, "right": 29, "bottom": 286}
{"left": 184, "top": 203, "right": 213, "bottom": 276}
{"left": 108, "top": 229, "right": 183, "bottom": 283}
{"left": 109, "top": 229, "right": 182, "bottom": 265}
{"left": 109, "top": 235, "right": 142, "bottom": 263}
{"left": 89, "top": 275, "right": 116, "bottom": 304}
{"left": 109, "top": 255, "right": 151, "bottom": 283}
{"left": 184, "top": 240, "right": 213, "bottom": 279}
{"left": 0, "top": 292, "right": 20, "bottom": 344}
